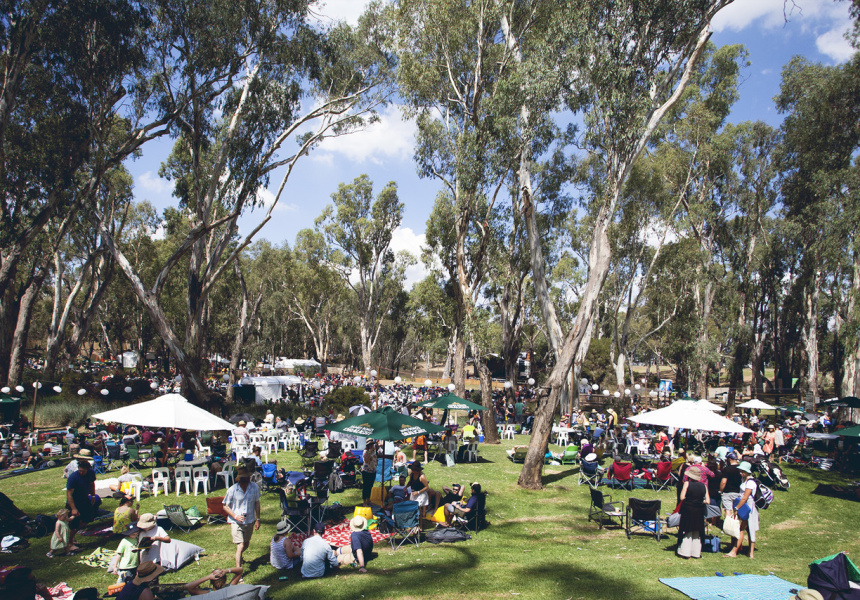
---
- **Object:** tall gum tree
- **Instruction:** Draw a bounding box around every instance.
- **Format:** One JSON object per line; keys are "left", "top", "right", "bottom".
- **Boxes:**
{"left": 499, "top": 0, "right": 735, "bottom": 489}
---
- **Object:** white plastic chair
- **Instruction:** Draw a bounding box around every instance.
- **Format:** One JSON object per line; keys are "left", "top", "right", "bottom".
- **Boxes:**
{"left": 463, "top": 441, "right": 478, "bottom": 463}
{"left": 193, "top": 466, "right": 210, "bottom": 496}
{"left": 233, "top": 443, "right": 250, "bottom": 462}
{"left": 264, "top": 433, "right": 278, "bottom": 454}
{"left": 152, "top": 467, "right": 171, "bottom": 496}
{"left": 195, "top": 439, "right": 211, "bottom": 458}
{"left": 278, "top": 432, "right": 290, "bottom": 451}
{"left": 286, "top": 431, "right": 300, "bottom": 451}
{"left": 503, "top": 425, "right": 516, "bottom": 440}
{"left": 342, "top": 439, "right": 356, "bottom": 452}
{"left": 216, "top": 462, "right": 235, "bottom": 489}
{"left": 175, "top": 467, "right": 193, "bottom": 496}
{"left": 556, "top": 431, "right": 570, "bottom": 447}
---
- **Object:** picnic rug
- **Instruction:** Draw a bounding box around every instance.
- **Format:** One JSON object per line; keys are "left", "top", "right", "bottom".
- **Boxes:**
{"left": 659, "top": 574, "right": 803, "bottom": 600}
{"left": 290, "top": 519, "right": 393, "bottom": 548}
{"left": 812, "top": 484, "right": 860, "bottom": 502}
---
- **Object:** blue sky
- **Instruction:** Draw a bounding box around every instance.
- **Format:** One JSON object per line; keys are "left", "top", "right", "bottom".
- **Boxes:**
{"left": 126, "top": 0, "right": 857, "bottom": 289}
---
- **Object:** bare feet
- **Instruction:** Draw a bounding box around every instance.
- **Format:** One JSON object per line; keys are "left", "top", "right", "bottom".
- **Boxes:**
{"left": 724, "top": 552, "right": 737, "bottom": 558}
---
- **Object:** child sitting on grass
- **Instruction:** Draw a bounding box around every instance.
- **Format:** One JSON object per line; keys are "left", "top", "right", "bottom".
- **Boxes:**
{"left": 47, "top": 508, "right": 79, "bottom": 557}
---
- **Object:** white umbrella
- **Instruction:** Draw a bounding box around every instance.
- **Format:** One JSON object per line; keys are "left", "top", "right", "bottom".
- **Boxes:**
{"left": 349, "top": 404, "right": 372, "bottom": 416}
{"left": 737, "top": 398, "right": 776, "bottom": 410}
{"left": 628, "top": 403, "right": 752, "bottom": 433}
{"left": 694, "top": 399, "right": 725, "bottom": 412}
{"left": 91, "top": 393, "right": 235, "bottom": 430}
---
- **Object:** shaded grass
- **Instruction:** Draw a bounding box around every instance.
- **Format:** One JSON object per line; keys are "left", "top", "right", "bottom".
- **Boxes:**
{"left": 1, "top": 438, "right": 859, "bottom": 599}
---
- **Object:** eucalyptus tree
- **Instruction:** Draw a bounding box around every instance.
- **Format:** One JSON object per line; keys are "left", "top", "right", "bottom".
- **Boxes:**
{"left": 408, "top": 274, "right": 458, "bottom": 379}
{"left": 98, "top": 2, "right": 394, "bottom": 403}
{"left": 776, "top": 55, "right": 860, "bottom": 400}
{"left": 317, "top": 175, "right": 411, "bottom": 374}
{"left": 499, "top": 0, "right": 736, "bottom": 488}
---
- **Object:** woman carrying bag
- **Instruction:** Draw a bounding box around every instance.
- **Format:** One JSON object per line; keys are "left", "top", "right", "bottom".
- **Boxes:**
{"left": 677, "top": 466, "right": 709, "bottom": 559}
{"left": 724, "top": 461, "right": 759, "bottom": 559}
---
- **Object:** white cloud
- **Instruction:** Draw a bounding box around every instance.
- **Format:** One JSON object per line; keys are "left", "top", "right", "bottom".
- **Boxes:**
{"left": 136, "top": 170, "right": 172, "bottom": 195}
{"left": 389, "top": 226, "right": 429, "bottom": 289}
{"left": 255, "top": 186, "right": 298, "bottom": 212}
{"left": 816, "top": 24, "right": 856, "bottom": 62}
{"left": 310, "top": 0, "right": 373, "bottom": 27}
{"left": 311, "top": 104, "right": 416, "bottom": 166}
{"left": 151, "top": 223, "right": 166, "bottom": 241}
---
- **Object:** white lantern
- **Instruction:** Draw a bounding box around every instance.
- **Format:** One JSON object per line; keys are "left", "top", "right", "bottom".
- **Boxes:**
{"left": 0, "top": 387, "right": 9, "bottom": 394}
{"left": 124, "top": 386, "right": 132, "bottom": 393}
{"left": 634, "top": 384, "right": 641, "bottom": 390}
{"left": 100, "top": 389, "right": 109, "bottom": 396}
{"left": 222, "top": 374, "right": 230, "bottom": 382}
{"left": 504, "top": 381, "right": 513, "bottom": 389}
{"left": 528, "top": 378, "right": 535, "bottom": 386}
{"left": 313, "top": 380, "right": 321, "bottom": 390}
{"left": 353, "top": 376, "right": 361, "bottom": 384}
{"left": 649, "top": 391, "right": 657, "bottom": 397}
{"left": 150, "top": 382, "right": 158, "bottom": 390}
{"left": 424, "top": 379, "right": 432, "bottom": 386}
{"left": 370, "top": 369, "right": 377, "bottom": 378}
{"left": 33, "top": 381, "right": 42, "bottom": 389}
{"left": 603, "top": 389, "right": 610, "bottom": 396}
{"left": 614, "top": 391, "right": 621, "bottom": 398}
{"left": 53, "top": 385, "right": 62, "bottom": 393}
{"left": 624, "top": 388, "right": 631, "bottom": 396}
{"left": 15, "top": 385, "right": 24, "bottom": 393}
{"left": 641, "top": 378, "right": 647, "bottom": 384}
{"left": 448, "top": 383, "right": 455, "bottom": 392}
{"left": 394, "top": 376, "right": 402, "bottom": 384}
{"left": 580, "top": 377, "right": 588, "bottom": 385}
{"left": 592, "top": 384, "right": 599, "bottom": 391}
{"left": 77, "top": 389, "right": 86, "bottom": 396}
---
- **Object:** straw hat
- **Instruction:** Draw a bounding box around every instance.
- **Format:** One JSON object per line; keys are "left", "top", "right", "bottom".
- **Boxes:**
{"left": 585, "top": 452, "right": 597, "bottom": 462}
{"left": 794, "top": 590, "right": 824, "bottom": 600}
{"left": 349, "top": 515, "right": 367, "bottom": 532}
{"left": 238, "top": 420, "right": 246, "bottom": 426}
{"left": 276, "top": 520, "right": 290, "bottom": 535}
{"left": 685, "top": 466, "right": 702, "bottom": 481}
{"left": 295, "top": 417, "right": 305, "bottom": 425}
{"left": 74, "top": 449, "right": 94, "bottom": 461}
{"left": 236, "top": 466, "right": 251, "bottom": 480}
{"left": 132, "top": 561, "right": 165, "bottom": 585}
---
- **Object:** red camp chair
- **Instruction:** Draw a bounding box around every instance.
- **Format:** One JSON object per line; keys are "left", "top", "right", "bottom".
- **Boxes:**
{"left": 607, "top": 461, "right": 633, "bottom": 489}
{"left": 651, "top": 461, "right": 676, "bottom": 492}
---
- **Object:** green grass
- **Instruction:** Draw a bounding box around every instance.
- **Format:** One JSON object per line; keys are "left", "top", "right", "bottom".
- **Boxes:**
{"left": 2, "top": 440, "right": 859, "bottom": 599}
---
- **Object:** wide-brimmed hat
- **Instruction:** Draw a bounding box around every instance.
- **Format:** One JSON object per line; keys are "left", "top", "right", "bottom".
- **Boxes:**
{"left": 236, "top": 466, "right": 251, "bottom": 480}
{"left": 691, "top": 455, "right": 703, "bottom": 465}
{"left": 350, "top": 515, "right": 367, "bottom": 532}
{"left": 132, "top": 561, "right": 165, "bottom": 585}
{"left": 137, "top": 513, "right": 157, "bottom": 530}
{"left": 768, "top": 424, "right": 775, "bottom": 430}
{"left": 74, "top": 449, "right": 93, "bottom": 461}
{"left": 738, "top": 461, "right": 753, "bottom": 474}
{"left": 685, "top": 466, "right": 702, "bottom": 481}
{"left": 794, "top": 589, "right": 825, "bottom": 600}
{"left": 238, "top": 420, "right": 246, "bottom": 426}
{"left": 409, "top": 461, "right": 423, "bottom": 471}
{"left": 585, "top": 452, "right": 597, "bottom": 462}
{"left": 276, "top": 520, "right": 290, "bottom": 535}
{"left": 295, "top": 418, "right": 305, "bottom": 424}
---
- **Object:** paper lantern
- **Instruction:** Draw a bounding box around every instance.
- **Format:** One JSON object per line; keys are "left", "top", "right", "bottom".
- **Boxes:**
{"left": 592, "top": 384, "right": 599, "bottom": 391}
{"left": 370, "top": 369, "right": 377, "bottom": 378}
{"left": 448, "top": 383, "right": 455, "bottom": 392}
{"left": 424, "top": 379, "right": 432, "bottom": 386}
{"left": 124, "top": 386, "right": 132, "bottom": 393}
{"left": 100, "top": 389, "right": 109, "bottom": 396}
{"left": 0, "top": 387, "right": 9, "bottom": 394}
{"left": 77, "top": 389, "right": 86, "bottom": 396}
{"left": 394, "top": 376, "right": 402, "bottom": 384}
{"left": 634, "top": 384, "right": 641, "bottom": 390}
{"left": 528, "top": 378, "right": 535, "bottom": 386}
{"left": 15, "top": 385, "right": 24, "bottom": 393}
{"left": 614, "top": 391, "right": 621, "bottom": 398}
{"left": 624, "top": 389, "right": 631, "bottom": 396}
{"left": 150, "top": 382, "right": 158, "bottom": 390}
{"left": 603, "top": 389, "right": 610, "bottom": 396}
{"left": 504, "top": 381, "right": 513, "bottom": 389}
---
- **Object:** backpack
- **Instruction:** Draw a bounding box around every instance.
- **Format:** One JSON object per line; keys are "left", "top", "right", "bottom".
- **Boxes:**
{"left": 328, "top": 470, "right": 344, "bottom": 493}
{"left": 752, "top": 478, "right": 774, "bottom": 509}
{"left": 425, "top": 527, "right": 471, "bottom": 544}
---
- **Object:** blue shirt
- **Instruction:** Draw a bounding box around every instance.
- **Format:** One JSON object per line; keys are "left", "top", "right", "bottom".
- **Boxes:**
{"left": 350, "top": 530, "right": 373, "bottom": 563}
{"left": 301, "top": 534, "right": 338, "bottom": 578}
{"left": 223, "top": 481, "right": 260, "bottom": 525}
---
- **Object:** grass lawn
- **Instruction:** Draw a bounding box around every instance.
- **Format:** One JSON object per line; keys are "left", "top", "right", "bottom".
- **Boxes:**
{"left": 2, "top": 439, "right": 859, "bottom": 599}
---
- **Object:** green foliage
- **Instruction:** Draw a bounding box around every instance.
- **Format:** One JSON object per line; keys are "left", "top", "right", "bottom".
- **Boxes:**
{"left": 581, "top": 337, "right": 612, "bottom": 388}
{"left": 323, "top": 385, "right": 371, "bottom": 415}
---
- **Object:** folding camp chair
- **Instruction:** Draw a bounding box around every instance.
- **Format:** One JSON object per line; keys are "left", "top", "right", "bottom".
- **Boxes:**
{"left": 260, "top": 462, "right": 279, "bottom": 491}
{"left": 603, "top": 461, "right": 633, "bottom": 490}
{"left": 452, "top": 493, "right": 487, "bottom": 536}
{"left": 578, "top": 460, "right": 603, "bottom": 488}
{"left": 587, "top": 488, "right": 624, "bottom": 530}
{"left": 651, "top": 461, "right": 676, "bottom": 492}
{"left": 105, "top": 441, "right": 125, "bottom": 471}
{"left": 325, "top": 440, "right": 342, "bottom": 461}
{"left": 299, "top": 441, "right": 319, "bottom": 469}
{"left": 560, "top": 446, "right": 580, "bottom": 465}
{"left": 163, "top": 504, "right": 201, "bottom": 533}
{"left": 625, "top": 498, "right": 662, "bottom": 541}
{"left": 378, "top": 500, "right": 421, "bottom": 550}
{"left": 125, "top": 444, "right": 152, "bottom": 468}
{"left": 277, "top": 486, "right": 311, "bottom": 534}
{"left": 206, "top": 496, "right": 228, "bottom": 524}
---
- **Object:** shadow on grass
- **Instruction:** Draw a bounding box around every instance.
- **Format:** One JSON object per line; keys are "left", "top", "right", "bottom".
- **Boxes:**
{"left": 515, "top": 559, "right": 659, "bottom": 599}
{"left": 542, "top": 468, "right": 579, "bottom": 485}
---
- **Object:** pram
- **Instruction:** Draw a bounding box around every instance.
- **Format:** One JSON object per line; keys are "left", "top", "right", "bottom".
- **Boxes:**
{"left": 753, "top": 460, "right": 790, "bottom": 490}
{"left": 339, "top": 452, "right": 360, "bottom": 489}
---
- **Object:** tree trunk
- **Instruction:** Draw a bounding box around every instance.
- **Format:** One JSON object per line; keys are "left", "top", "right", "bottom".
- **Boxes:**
{"left": 7, "top": 269, "right": 46, "bottom": 386}
{"left": 803, "top": 270, "right": 821, "bottom": 402}
{"left": 226, "top": 262, "right": 262, "bottom": 404}
{"left": 475, "top": 355, "right": 500, "bottom": 444}
{"left": 453, "top": 335, "right": 466, "bottom": 398}
{"left": 360, "top": 319, "right": 373, "bottom": 374}
{"left": 843, "top": 249, "right": 860, "bottom": 397}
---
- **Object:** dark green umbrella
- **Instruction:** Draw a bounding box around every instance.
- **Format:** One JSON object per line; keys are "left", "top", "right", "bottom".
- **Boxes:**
{"left": 415, "top": 392, "right": 485, "bottom": 411}
{"left": 824, "top": 396, "right": 860, "bottom": 409}
{"left": 327, "top": 405, "right": 447, "bottom": 441}
{"left": 836, "top": 424, "right": 860, "bottom": 437}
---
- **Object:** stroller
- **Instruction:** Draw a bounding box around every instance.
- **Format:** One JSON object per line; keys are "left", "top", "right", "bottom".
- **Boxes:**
{"left": 754, "top": 460, "right": 790, "bottom": 490}
{"left": 339, "top": 452, "right": 360, "bottom": 489}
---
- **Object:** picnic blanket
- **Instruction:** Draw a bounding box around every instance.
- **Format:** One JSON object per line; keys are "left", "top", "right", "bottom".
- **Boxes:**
{"left": 37, "top": 582, "right": 74, "bottom": 600}
{"left": 78, "top": 524, "right": 114, "bottom": 537}
{"left": 289, "top": 519, "right": 393, "bottom": 548}
{"left": 78, "top": 547, "right": 113, "bottom": 569}
{"left": 660, "top": 574, "right": 802, "bottom": 600}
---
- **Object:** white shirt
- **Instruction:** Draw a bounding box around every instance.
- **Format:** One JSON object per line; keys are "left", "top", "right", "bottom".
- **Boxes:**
{"left": 140, "top": 525, "right": 169, "bottom": 563}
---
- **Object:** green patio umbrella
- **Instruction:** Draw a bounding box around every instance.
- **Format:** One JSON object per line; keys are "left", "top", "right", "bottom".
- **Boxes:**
{"left": 835, "top": 424, "right": 860, "bottom": 437}
{"left": 415, "top": 392, "right": 486, "bottom": 412}
{"left": 327, "top": 406, "right": 447, "bottom": 486}
{"left": 824, "top": 396, "right": 860, "bottom": 409}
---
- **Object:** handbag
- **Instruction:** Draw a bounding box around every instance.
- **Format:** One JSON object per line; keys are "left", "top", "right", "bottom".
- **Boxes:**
{"left": 667, "top": 512, "right": 681, "bottom": 528}
{"left": 722, "top": 514, "right": 741, "bottom": 538}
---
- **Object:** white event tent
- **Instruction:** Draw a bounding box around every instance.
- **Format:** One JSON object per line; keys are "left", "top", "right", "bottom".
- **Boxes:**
{"left": 91, "top": 393, "right": 234, "bottom": 430}
{"left": 737, "top": 398, "right": 776, "bottom": 410}
{"left": 238, "top": 375, "right": 303, "bottom": 403}
{"left": 628, "top": 402, "right": 752, "bottom": 433}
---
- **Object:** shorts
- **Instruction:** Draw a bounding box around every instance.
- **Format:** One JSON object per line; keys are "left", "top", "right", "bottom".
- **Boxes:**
{"left": 337, "top": 545, "right": 356, "bottom": 566}
{"left": 412, "top": 442, "right": 426, "bottom": 451}
{"left": 451, "top": 505, "right": 468, "bottom": 518}
{"left": 231, "top": 522, "right": 254, "bottom": 545}
{"left": 721, "top": 492, "right": 741, "bottom": 515}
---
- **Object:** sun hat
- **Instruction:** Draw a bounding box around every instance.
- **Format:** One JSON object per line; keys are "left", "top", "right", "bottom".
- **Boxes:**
{"left": 794, "top": 589, "right": 825, "bottom": 600}
{"left": 295, "top": 418, "right": 305, "bottom": 424}
{"left": 349, "top": 515, "right": 367, "bottom": 532}
{"left": 768, "top": 424, "right": 775, "bottom": 430}
{"left": 276, "top": 520, "right": 290, "bottom": 535}
{"left": 132, "top": 561, "right": 165, "bottom": 585}
{"left": 585, "top": 452, "right": 597, "bottom": 462}
{"left": 685, "top": 466, "right": 702, "bottom": 481}
{"left": 738, "top": 461, "right": 753, "bottom": 474}
{"left": 74, "top": 449, "right": 94, "bottom": 460}
{"left": 410, "top": 461, "right": 423, "bottom": 471}
{"left": 236, "top": 466, "right": 251, "bottom": 480}
{"left": 238, "top": 420, "right": 246, "bottom": 426}
{"left": 137, "top": 513, "right": 157, "bottom": 530}
{"left": 692, "top": 455, "right": 703, "bottom": 465}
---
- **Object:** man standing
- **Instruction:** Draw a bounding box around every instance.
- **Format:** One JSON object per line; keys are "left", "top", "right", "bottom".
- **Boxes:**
{"left": 222, "top": 467, "right": 261, "bottom": 569}
{"left": 66, "top": 449, "right": 100, "bottom": 547}
{"left": 301, "top": 522, "right": 338, "bottom": 578}
{"left": 514, "top": 398, "right": 524, "bottom": 425}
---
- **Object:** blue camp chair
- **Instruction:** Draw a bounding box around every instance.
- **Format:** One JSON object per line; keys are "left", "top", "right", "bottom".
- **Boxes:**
{"left": 379, "top": 500, "right": 421, "bottom": 551}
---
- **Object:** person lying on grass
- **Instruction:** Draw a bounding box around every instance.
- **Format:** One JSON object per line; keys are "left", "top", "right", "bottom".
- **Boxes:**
{"left": 184, "top": 567, "right": 244, "bottom": 595}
